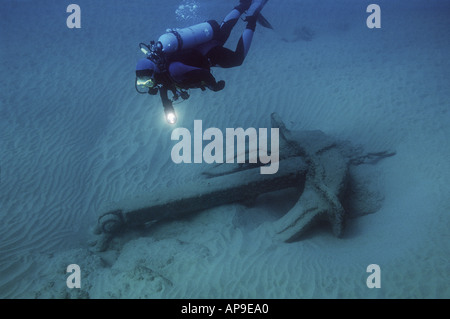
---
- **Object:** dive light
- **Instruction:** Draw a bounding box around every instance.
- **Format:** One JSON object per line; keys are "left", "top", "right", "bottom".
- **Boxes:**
{"left": 165, "top": 107, "right": 177, "bottom": 125}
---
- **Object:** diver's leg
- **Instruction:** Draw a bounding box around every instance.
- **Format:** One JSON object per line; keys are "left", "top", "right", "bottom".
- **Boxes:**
{"left": 217, "top": 0, "right": 251, "bottom": 44}
{"left": 206, "top": 26, "right": 252, "bottom": 68}
{"left": 244, "top": 0, "right": 269, "bottom": 31}
{"left": 234, "top": 0, "right": 252, "bottom": 14}
{"left": 232, "top": 0, "right": 269, "bottom": 58}
{"left": 196, "top": 0, "right": 252, "bottom": 55}
{"left": 208, "top": 0, "right": 268, "bottom": 68}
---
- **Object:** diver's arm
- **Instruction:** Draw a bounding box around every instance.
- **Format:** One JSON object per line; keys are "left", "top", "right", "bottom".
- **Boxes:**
{"left": 169, "top": 62, "right": 225, "bottom": 92}
{"left": 159, "top": 86, "right": 173, "bottom": 109}
{"left": 184, "top": 69, "right": 217, "bottom": 87}
{"left": 184, "top": 69, "right": 225, "bottom": 91}
{"left": 159, "top": 86, "right": 176, "bottom": 123}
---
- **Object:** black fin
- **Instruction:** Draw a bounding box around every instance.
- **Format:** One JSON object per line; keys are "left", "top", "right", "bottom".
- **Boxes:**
{"left": 257, "top": 13, "right": 273, "bottom": 29}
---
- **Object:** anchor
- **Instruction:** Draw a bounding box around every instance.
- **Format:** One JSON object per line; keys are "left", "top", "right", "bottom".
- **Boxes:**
{"left": 91, "top": 113, "right": 395, "bottom": 251}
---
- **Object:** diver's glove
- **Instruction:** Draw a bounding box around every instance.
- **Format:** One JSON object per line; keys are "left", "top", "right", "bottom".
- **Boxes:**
{"left": 180, "top": 90, "right": 190, "bottom": 100}
{"left": 148, "top": 87, "right": 158, "bottom": 95}
{"left": 209, "top": 80, "right": 225, "bottom": 92}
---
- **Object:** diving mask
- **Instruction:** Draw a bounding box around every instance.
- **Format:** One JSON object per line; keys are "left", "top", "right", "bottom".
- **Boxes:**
{"left": 137, "top": 75, "right": 155, "bottom": 87}
{"left": 135, "top": 75, "right": 156, "bottom": 93}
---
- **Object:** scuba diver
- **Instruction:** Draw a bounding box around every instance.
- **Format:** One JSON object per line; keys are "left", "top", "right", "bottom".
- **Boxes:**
{"left": 135, "top": 0, "right": 270, "bottom": 124}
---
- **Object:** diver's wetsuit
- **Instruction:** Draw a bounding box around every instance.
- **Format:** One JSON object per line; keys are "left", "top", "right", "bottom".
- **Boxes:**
{"left": 156, "top": 1, "right": 261, "bottom": 110}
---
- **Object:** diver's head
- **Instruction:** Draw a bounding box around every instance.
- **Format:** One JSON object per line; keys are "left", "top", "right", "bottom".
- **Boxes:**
{"left": 135, "top": 58, "right": 158, "bottom": 93}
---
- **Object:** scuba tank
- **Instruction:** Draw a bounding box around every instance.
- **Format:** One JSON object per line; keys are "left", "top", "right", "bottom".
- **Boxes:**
{"left": 157, "top": 20, "right": 220, "bottom": 55}
{"left": 138, "top": 19, "right": 220, "bottom": 73}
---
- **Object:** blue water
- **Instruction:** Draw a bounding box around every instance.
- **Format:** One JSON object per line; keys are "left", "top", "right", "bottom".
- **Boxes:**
{"left": 1, "top": 0, "right": 449, "bottom": 299}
